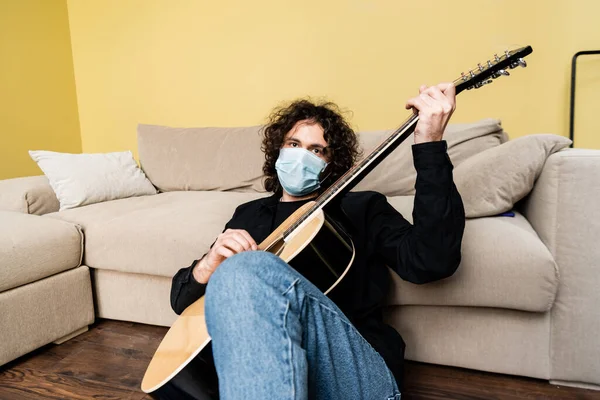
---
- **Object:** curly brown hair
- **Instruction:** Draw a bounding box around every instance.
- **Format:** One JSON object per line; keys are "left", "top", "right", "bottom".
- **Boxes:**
{"left": 261, "top": 99, "right": 362, "bottom": 195}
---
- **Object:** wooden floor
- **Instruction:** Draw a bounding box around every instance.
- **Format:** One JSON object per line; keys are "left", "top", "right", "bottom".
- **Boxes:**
{"left": 1, "top": 319, "right": 598, "bottom": 400}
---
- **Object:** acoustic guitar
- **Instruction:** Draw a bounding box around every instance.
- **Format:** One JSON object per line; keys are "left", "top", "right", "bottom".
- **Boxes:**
{"left": 141, "top": 46, "right": 533, "bottom": 399}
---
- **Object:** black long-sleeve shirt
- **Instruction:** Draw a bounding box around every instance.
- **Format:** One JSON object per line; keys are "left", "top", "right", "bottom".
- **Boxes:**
{"left": 170, "top": 140, "right": 465, "bottom": 390}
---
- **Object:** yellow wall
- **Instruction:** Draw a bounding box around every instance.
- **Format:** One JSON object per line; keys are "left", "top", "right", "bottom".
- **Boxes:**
{"left": 525, "top": 0, "right": 600, "bottom": 149}
{"left": 0, "top": 0, "right": 81, "bottom": 180}
{"left": 64, "top": 0, "right": 600, "bottom": 158}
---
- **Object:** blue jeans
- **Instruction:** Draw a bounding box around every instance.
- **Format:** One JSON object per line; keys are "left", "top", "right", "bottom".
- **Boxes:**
{"left": 205, "top": 251, "right": 401, "bottom": 400}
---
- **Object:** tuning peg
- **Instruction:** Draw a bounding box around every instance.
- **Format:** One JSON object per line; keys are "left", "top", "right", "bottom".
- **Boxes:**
{"left": 487, "top": 60, "right": 493, "bottom": 68}
{"left": 509, "top": 58, "right": 527, "bottom": 69}
{"left": 494, "top": 54, "right": 501, "bottom": 62}
{"left": 473, "top": 79, "right": 494, "bottom": 89}
{"left": 478, "top": 63, "right": 484, "bottom": 72}
{"left": 491, "top": 69, "right": 510, "bottom": 78}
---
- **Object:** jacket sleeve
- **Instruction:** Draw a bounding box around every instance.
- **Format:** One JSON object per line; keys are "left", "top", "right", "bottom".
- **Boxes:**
{"left": 369, "top": 140, "right": 465, "bottom": 284}
{"left": 170, "top": 258, "right": 208, "bottom": 315}
{"left": 170, "top": 208, "right": 241, "bottom": 315}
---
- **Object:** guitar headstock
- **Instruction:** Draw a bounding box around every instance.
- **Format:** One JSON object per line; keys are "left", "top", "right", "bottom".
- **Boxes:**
{"left": 454, "top": 46, "right": 533, "bottom": 94}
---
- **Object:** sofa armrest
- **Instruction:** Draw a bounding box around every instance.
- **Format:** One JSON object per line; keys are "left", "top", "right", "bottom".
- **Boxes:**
{"left": 522, "top": 148, "right": 600, "bottom": 386}
{"left": 0, "top": 176, "right": 59, "bottom": 215}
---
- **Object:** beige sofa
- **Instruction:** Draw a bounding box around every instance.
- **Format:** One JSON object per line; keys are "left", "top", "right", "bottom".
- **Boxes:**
{"left": 0, "top": 120, "right": 598, "bottom": 390}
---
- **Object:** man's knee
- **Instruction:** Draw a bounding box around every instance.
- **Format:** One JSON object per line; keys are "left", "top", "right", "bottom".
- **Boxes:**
{"left": 205, "top": 251, "right": 296, "bottom": 327}
{"left": 209, "top": 251, "right": 273, "bottom": 285}
{"left": 206, "top": 251, "right": 276, "bottom": 296}
{"left": 206, "top": 251, "right": 292, "bottom": 302}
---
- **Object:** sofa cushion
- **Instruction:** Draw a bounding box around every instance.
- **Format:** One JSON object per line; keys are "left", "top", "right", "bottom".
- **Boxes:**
{"left": 385, "top": 196, "right": 559, "bottom": 312}
{"left": 0, "top": 211, "right": 83, "bottom": 292}
{"left": 0, "top": 175, "right": 59, "bottom": 215}
{"left": 29, "top": 150, "right": 157, "bottom": 211}
{"left": 48, "top": 191, "right": 267, "bottom": 277}
{"left": 454, "top": 134, "right": 572, "bottom": 218}
{"left": 138, "top": 119, "right": 506, "bottom": 197}
{"left": 354, "top": 118, "right": 507, "bottom": 196}
{"left": 138, "top": 124, "right": 266, "bottom": 193}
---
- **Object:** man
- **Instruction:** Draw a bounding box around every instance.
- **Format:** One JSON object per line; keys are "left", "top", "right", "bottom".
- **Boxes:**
{"left": 170, "top": 83, "right": 465, "bottom": 399}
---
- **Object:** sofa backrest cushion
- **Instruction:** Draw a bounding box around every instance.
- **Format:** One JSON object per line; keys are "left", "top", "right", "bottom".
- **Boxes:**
{"left": 138, "top": 119, "right": 506, "bottom": 196}
{"left": 353, "top": 118, "right": 507, "bottom": 195}
{"left": 138, "top": 124, "right": 266, "bottom": 193}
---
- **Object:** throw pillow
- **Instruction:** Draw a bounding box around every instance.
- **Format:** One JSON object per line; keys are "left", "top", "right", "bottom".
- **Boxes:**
{"left": 354, "top": 118, "right": 507, "bottom": 196}
{"left": 454, "top": 134, "right": 572, "bottom": 218}
{"left": 29, "top": 150, "right": 157, "bottom": 211}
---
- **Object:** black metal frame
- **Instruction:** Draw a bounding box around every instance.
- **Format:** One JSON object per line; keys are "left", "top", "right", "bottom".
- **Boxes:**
{"left": 569, "top": 50, "right": 600, "bottom": 148}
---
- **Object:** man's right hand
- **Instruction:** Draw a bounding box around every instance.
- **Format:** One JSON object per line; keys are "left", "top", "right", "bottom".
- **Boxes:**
{"left": 192, "top": 229, "right": 258, "bottom": 284}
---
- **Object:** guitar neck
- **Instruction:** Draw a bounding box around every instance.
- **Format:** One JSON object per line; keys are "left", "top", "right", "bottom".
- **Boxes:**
{"left": 317, "top": 113, "right": 418, "bottom": 208}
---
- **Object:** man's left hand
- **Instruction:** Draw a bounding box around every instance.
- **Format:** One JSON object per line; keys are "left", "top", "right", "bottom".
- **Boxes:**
{"left": 405, "top": 82, "right": 456, "bottom": 144}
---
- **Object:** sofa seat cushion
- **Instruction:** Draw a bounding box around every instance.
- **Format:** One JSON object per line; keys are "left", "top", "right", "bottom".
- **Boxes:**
{"left": 0, "top": 211, "right": 83, "bottom": 292}
{"left": 385, "top": 197, "right": 559, "bottom": 312}
{"left": 48, "top": 191, "right": 267, "bottom": 277}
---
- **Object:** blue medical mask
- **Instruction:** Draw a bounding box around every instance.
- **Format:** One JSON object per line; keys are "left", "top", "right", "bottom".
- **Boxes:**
{"left": 275, "top": 147, "right": 328, "bottom": 197}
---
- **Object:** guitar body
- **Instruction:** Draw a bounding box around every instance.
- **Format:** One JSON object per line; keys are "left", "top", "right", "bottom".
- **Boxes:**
{"left": 141, "top": 202, "right": 355, "bottom": 399}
